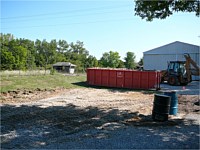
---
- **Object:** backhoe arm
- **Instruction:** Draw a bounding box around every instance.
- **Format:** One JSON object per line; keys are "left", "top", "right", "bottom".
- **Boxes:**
{"left": 184, "top": 53, "right": 200, "bottom": 76}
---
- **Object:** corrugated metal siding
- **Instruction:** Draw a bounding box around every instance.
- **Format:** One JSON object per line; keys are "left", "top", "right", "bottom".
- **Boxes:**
{"left": 144, "top": 53, "right": 199, "bottom": 70}
{"left": 144, "top": 41, "right": 199, "bottom": 55}
{"left": 144, "top": 54, "right": 176, "bottom": 70}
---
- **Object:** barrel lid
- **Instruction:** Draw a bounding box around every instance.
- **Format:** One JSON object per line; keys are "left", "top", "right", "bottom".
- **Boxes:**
{"left": 155, "top": 94, "right": 171, "bottom": 98}
{"left": 164, "top": 90, "right": 177, "bottom": 93}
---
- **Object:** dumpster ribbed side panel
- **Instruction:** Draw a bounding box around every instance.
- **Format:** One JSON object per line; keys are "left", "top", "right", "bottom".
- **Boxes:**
{"left": 101, "top": 70, "right": 109, "bottom": 86}
{"left": 116, "top": 71, "right": 124, "bottom": 88}
{"left": 124, "top": 71, "right": 133, "bottom": 88}
{"left": 148, "top": 72, "right": 157, "bottom": 89}
{"left": 87, "top": 69, "right": 95, "bottom": 85}
{"left": 132, "top": 71, "right": 141, "bottom": 89}
{"left": 95, "top": 69, "right": 102, "bottom": 86}
{"left": 141, "top": 72, "right": 149, "bottom": 89}
{"left": 109, "top": 70, "right": 117, "bottom": 87}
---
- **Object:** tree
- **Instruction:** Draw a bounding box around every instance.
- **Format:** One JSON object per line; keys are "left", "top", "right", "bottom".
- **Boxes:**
{"left": 124, "top": 52, "right": 136, "bottom": 69}
{"left": 138, "top": 57, "right": 143, "bottom": 66}
{"left": 99, "top": 52, "right": 109, "bottom": 67}
{"left": 56, "top": 40, "right": 68, "bottom": 62}
{"left": 99, "top": 51, "right": 121, "bottom": 68}
{"left": 39, "top": 39, "right": 57, "bottom": 74}
{"left": 55, "top": 53, "right": 67, "bottom": 62}
{"left": 12, "top": 46, "right": 27, "bottom": 70}
{"left": 0, "top": 33, "right": 14, "bottom": 46}
{"left": 57, "top": 40, "right": 69, "bottom": 53}
{"left": 118, "top": 60, "right": 125, "bottom": 68}
{"left": 68, "top": 41, "right": 89, "bottom": 72}
{"left": 134, "top": 0, "right": 200, "bottom": 21}
{"left": 0, "top": 48, "right": 15, "bottom": 70}
{"left": 35, "top": 39, "right": 42, "bottom": 67}
{"left": 0, "top": 33, "right": 15, "bottom": 70}
{"left": 69, "top": 41, "right": 89, "bottom": 56}
{"left": 17, "top": 38, "right": 36, "bottom": 70}
{"left": 35, "top": 39, "right": 52, "bottom": 73}
{"left": 48, "top": 39, "right": 57, "bottom": 64}
{"left": 85, "top": 55, "right": 98, "bottom": 68}
{"left": 6, "top": 39, "right": 27, "bottom": 71}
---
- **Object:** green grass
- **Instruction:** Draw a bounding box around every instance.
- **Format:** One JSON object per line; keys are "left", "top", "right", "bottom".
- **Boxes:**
{"left": 0, "top": 74, "right": 87, "bottom": 92}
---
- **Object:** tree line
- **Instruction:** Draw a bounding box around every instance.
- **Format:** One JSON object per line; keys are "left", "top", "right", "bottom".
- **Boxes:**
{"left": 0, "top": 33, "right": 143, "bottom": 72}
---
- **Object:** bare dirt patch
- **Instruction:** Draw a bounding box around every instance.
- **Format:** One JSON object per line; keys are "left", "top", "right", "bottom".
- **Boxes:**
{"left": 1, "top": 88, "right": 199, "bottom": 127}
{"left": 0, "top": 87, "right": 67, "bottom": 104}
{"left": 178, "top": 94, "right": 200, "bottom": 114}
{"left": 1, "top": 88, "right": 199, "bottom": 115}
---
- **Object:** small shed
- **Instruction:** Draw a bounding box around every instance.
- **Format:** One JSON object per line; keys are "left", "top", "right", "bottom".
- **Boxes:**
{"left": 53, "top": 62, "right": 76, "bottom": 74}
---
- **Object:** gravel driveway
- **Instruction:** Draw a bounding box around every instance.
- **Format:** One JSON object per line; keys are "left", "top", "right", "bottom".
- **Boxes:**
{"left": 160, "top": 81, "right": 200, "bottom": 95}
{"left": 1, "top": 87, "right": 199, "bottom": 149}
{"left": 44, "top": 116, "right": 199, "bottom": 149}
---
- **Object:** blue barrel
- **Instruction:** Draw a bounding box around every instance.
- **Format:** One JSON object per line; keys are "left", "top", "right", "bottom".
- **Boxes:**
{"left": 152, "top": 94, "right": 171, "bottom": 121}
{"left": 164, "top": 91, "right": 178, "bottom": 115}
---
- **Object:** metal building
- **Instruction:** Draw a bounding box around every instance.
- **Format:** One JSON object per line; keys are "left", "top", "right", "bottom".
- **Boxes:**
{"left": 143, "top": 41, "right": 200, "bottom": 80}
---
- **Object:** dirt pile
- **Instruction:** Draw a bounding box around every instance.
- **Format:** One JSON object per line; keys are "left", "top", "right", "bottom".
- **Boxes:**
{"left": 178, "top": 95, "right": 200, "bottom": 114}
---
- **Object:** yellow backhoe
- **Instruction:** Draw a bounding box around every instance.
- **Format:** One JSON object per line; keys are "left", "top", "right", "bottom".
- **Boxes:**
{"left": 161, "top": 53, "right": 200, "bottom": 86}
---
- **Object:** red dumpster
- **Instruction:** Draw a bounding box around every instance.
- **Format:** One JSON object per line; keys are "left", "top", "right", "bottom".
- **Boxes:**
{"left": 87, "top": 68, "right": 161, "bottom": 90}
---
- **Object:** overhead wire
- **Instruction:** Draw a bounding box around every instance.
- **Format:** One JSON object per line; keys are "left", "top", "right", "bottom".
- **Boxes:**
{"left": 1, "top": 4, "right": 134, "bottom": 29}
{"left": 1, "top": 17, "right": 135, "bottom": 29}
{"left": 1, "top": 4, "right": 132, "bottom": 20}
{"left": 1, "top": 13, "right": 195, "bottom": 29}
{"left": 1, "top": 9, "right": 132, "bottom": 23}
{"left": 1, "top": 3, "right": 194, "bottom": 30}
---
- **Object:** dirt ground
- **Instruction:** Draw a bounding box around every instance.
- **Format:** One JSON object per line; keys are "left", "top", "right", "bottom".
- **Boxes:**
{"left": 1, "top": 88, "right": 199, "bottom": 124}
{"left": 0, "top": 87, "right": 199, "bottom": 114}
{"left": 0, "top": 87, "right": 67, "bottom": 104}
{"left": 1, "top": 87, "right": 199, "bottom": 149}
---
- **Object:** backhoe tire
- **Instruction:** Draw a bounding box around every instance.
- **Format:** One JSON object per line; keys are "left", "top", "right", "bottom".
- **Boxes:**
{"left": 168, "top": 76, "right": 178, "bottom": 86}
{"left": 180, "top": 82, "right": 188, "bottom": 86}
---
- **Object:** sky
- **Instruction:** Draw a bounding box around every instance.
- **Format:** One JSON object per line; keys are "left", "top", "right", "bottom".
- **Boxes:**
{"left": 1, "top": 0, "right": 200, "bottom": 61}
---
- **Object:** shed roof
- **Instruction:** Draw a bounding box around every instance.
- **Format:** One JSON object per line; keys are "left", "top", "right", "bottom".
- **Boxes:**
{"left": 144, "top": 41, "right": 199, "bottom": 55}
{"left": 53, "top": 62, "right": 76, "bottom": 67}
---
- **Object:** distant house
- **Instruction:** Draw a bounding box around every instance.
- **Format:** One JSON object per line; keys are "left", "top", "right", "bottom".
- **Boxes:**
{"left": 53, "top": 62, "right": 76, "bottom": 74}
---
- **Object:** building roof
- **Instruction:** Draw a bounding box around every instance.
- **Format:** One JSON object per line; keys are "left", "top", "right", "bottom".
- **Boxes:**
{"left": 144, "top": 41, "right": 199, "bottom": 55}
{"left": 53, "top": 62, "right": 76, "bottom": 67}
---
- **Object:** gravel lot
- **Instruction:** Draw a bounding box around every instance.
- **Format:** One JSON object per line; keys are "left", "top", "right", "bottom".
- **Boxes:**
{"left": 1, "top": 82, "right": 199, "bottom": 149}
{"left": 44, "top": 117, "right": 199, "bottom": 149}
{"left": 160, "top": 81, "right": 200, "bottom": 95}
